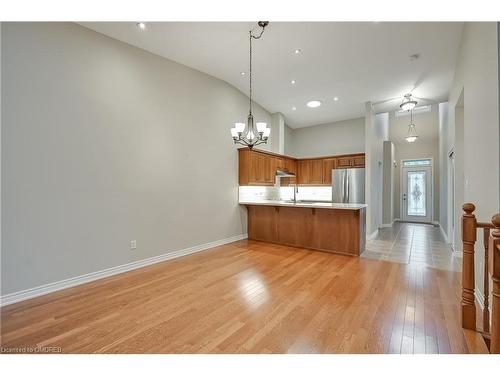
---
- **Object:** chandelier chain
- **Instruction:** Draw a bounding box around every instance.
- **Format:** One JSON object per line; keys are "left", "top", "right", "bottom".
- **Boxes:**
{"left": 249, "top": 31, "right": 252, "bottom": 115}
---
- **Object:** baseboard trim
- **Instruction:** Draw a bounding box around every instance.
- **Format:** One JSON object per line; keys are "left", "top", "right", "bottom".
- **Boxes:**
{"left": 367, "top": 229, "right": 379, "bottom": 240}
{"left": 0, "top": 233, "right": 248, "bottom": 307}
{"left": 381, "top": 219, "right": 397, "bottom": 228}
{"left": 438, "top": 222, "right": 448, "bottom": 242}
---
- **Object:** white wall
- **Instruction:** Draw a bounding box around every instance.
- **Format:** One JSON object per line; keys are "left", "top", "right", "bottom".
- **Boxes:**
{"left": 284, "top": 117, "right": 365, "bottom": 158}
{"left": 453, "top": 102, "right": 464, "bottom": 250}
{"left": 1, "top": 22, "right": 273, "bottom": 295}
{"left": 443, "top": 22, "right": 499, "bottom": 297}
{"left": 438, "top": 102, "right": 449, "bottom": 238}
{"left": 271, "top": 112, "right": 285, "bottom": 154}
{"left": 365, "top": 106, "right": 389, "bottom": 236}
{"left": 284, "top": 124, "right": 294, "bottom": 156}
{"left": 382, "top": 141, "right": 395, "bottom": 225}
{"left": 388, "top": 104, "right": 440, "bottom": 222}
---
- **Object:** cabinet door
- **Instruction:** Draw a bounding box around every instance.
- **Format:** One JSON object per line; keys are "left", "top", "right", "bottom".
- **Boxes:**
{"left": 352, "top": 155, "right": 365, "bottom": 168}
{"left": 310, "top": 160, "right": 323, "bottom": 184}
{"left": 284, "top": 158, "right": 297, "bottom": 174}
{"left": 282, "top": 158, "right": 297, "bottom": 186}
{"left": 276, "top": 207, "right": 313, "bottom": 247}
{"left": 297, "top": 160, "right": 311, "bottom": 184}
{"left": 248, "top": 206, "right": 278, "bottom": 242}
{"left": 249, "top": 152, "right": 268, "bottom": 184}
{"left": 322, "top": 158, "right": 336, "bottom": 184}
{"left": 336, "top": 156, "right": 352, "bottom": 169}
{"left": 266, "top": 157, "right": 283, "bottom": 184}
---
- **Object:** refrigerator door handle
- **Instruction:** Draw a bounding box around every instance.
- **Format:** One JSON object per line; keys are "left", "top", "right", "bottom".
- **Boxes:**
{"left": 342, "top": 170, "right": 347, "bottom": 203}
{"left": 346, "top": 170, "right": 350, "bottom": 203}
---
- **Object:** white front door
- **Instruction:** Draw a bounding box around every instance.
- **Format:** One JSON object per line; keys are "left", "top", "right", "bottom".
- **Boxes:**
{"left": 402, "top": 162, "right": 432, "bottom": 223}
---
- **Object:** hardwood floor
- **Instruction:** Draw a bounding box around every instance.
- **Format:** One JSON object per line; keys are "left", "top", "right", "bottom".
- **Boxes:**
{"left": 0, "top": 233, "right": 468, "bottom": 353}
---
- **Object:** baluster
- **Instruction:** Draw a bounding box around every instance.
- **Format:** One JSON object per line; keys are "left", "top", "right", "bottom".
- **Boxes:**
{"left": 483, "top": 227, "right": 490, "bottom": 335}
{"left": 462, "top": 203, "right": 477, "bottom": 330}
{"left": 489, "top": 214, "right": 500, "bottom": 353}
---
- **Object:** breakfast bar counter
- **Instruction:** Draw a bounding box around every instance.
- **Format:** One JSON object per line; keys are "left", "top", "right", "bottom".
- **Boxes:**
{"left": 240, "top": 201, "right": 367, "bottom": 256}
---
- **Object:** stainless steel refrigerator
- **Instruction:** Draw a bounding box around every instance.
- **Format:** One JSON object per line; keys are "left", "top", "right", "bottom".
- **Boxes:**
{"left": 331, "top": 168, "right": 365, "bottom": 204}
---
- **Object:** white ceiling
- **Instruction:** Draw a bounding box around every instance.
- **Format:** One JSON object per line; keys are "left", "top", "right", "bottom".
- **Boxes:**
{"left": 80, "top": 22, "right": 463, "bottom": 129}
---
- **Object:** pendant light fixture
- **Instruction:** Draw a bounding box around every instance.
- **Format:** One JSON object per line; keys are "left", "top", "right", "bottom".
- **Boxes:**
{"left": 230, "top": 21, "right": 270, "bottom": 149}
{"left": 405, "top": 109, "right": 419, "bottom": 143}
{"left": 400, "top": 93, "right": 417, "bottom": 111}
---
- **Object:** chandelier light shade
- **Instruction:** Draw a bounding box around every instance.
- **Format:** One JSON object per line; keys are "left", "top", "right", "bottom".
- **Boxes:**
{"left": 230, "top": 21, "right": 270, "bottom": 149}
{"left": 405, "top": 110, "right": 419, "bottom": 143}
{"left": 400, "top": 93, "right": 417, "bottom": 111}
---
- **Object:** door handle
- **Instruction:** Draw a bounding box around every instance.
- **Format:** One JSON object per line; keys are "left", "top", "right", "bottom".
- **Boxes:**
{"left": 345, "top": 172, "right": 349, "bottom": 203}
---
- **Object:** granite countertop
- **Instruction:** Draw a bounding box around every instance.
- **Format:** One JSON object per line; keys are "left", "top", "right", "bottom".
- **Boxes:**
{"left": 239, "top": 200, "right": 367, "bottom": 210}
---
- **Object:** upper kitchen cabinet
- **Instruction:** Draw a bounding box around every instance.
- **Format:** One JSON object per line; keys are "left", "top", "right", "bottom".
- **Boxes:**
{"left": 297, "top": 159, "right": 323, "bottom": 185}
{"left": 322, "top": 158, "right": 337, "bottom": 184}
{"left": 335, "top": 154, "right": 365, "bottom": 169}
{"left": 238, "top": 148, "right": 292, "bottom": 186}
{"left": 282, "top": 158, "right": 297, "bottom": 186}
{"left": 238, "top": 149, "right": 365, "bottom": 186}
{"left": 352, "top": 155, "right": 365, "bottom": 167}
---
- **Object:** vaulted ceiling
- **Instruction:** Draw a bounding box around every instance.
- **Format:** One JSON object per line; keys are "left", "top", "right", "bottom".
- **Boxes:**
{"left": 80, "top": 22, "right": 463, "bottom": 128}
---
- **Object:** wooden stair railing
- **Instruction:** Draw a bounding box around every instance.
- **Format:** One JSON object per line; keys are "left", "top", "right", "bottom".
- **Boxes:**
{"left": 461, "top": 203, "right": 500, "bottom": 353}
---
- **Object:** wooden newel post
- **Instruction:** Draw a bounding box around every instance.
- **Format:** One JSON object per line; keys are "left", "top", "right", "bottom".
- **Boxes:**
{"left": 461, "top": 203, "right": 477, "bottom": 330}
{"left": 489, "top": 214, "right": 500, "bottom": 353}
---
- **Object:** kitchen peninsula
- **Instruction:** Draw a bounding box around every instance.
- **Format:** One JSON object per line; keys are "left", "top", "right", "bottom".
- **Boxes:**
{"left": 238, "top": 148, "right": 367, "bottom": 256}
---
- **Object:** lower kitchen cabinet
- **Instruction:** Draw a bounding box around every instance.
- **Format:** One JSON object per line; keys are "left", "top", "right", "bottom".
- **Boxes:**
{"left": 246, "top": 205, "right": 366, "bottom": 256}
{"left": 247, "top": 205, "right": 278, "bottom": 242}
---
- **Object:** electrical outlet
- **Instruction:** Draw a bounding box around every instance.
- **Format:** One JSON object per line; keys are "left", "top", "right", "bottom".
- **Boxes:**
{"left": 130, "top": 240, "right": 137, "bottom": 250}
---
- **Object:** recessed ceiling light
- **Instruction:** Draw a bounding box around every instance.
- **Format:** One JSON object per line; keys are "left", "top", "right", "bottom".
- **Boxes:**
{"left": 306, "top": 100, "right": 322, "bottom": 108}
{"left": 136, "top": 22, "right": 146, "bottom": 30}
{"left": 290, "top": 80, "right": 296, "bottom": 85}
{"left": 333, "top": 97, "right": 339, "bottom": 101}
{"left": 292, "top": 106, "right": 297, "bottom": 111}
{"left": 294, "top": 49, "right": 301, "bottom": 54}
{"left": 240, "top": 72, "right": 246, "bottom": 76}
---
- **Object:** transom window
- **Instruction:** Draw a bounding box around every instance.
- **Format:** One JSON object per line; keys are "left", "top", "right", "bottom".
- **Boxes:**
{"left": 403, "top": 159, "right": 431, "bottom": 167}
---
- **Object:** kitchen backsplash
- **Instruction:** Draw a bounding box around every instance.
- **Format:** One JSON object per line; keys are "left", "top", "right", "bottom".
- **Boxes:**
{"left": 239, "top": 186, "right": 332, "bottom": 202}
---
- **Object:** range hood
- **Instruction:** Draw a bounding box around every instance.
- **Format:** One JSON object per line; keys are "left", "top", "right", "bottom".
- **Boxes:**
{"left": 276, "top": 169, "right": 296, "bottom": 178}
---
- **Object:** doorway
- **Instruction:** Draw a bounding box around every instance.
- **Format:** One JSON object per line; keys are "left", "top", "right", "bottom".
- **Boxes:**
{"left": 401, "top": 159, "right": 433, "bottom": 223}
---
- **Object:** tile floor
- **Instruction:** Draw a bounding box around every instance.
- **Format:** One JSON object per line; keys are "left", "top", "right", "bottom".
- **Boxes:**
{"left": 362, "top": 222, "right": 462, "bottom": 272}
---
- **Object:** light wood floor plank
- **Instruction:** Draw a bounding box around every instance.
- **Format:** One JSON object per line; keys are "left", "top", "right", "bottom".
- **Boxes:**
{"left": 1, "top": 231, "right": 469, "bottom": 354}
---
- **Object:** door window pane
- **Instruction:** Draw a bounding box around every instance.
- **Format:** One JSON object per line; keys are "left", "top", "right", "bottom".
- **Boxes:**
{"left": 408, "top": 171, "right": 426, "bottom": 216}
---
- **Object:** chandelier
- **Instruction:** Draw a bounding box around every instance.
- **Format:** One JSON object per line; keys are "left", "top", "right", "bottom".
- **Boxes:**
{"left": 405, "top": 109, "right": 419, "bottom": 143}
{"left": 400, "top": 93, "right": 417, "bottom": 111}
{"left": 230, "top": 21, "right": 270, "bottom": 149}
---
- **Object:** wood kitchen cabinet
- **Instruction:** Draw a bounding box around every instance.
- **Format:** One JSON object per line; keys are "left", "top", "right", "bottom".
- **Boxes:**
{"left": 336, "top": 155, "right": 365, "bottom": 169}
{"left": 297, "top": 160, "right": 310, "bottom": 184}
{"left": 322, "top": 158, "right": 337, "bottom": 184}
{"left": 249, "top": 152, "right": 270, "bottom": 183}
{"left": 238, "top": 148, "right": 364, "bottom": 186}
{"left": 297, "top": 159, "right": 323, "bottom": 185}
{"left": 238, "top": 148, "right": 293, "bottom": 185}
{"left": 282, "top": 158, "right": 297, "bottom": 186}
{"left": 246, "top": 204, "right": 366, "bottom": 256}
{"left": 352, "top": 155, "right": 365, "bottom": 167}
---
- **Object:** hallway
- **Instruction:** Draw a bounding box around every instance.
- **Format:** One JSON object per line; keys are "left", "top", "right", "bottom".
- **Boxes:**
{"left": 362, "top": 222, "right": 461, "bottom": 272}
